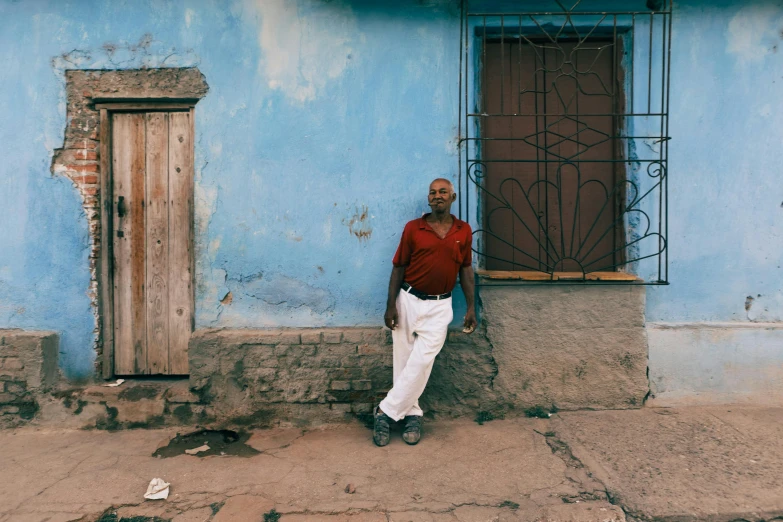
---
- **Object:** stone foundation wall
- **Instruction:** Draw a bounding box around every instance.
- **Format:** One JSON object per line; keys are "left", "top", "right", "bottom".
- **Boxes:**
{"left": 0, "top": 330, "right": 59, "bottom": 427}
{"left": 189, "top": 327, "right": 501, "bottom": 426}
{"left": 188, "top": 284, "right": 649, "bottom": 427}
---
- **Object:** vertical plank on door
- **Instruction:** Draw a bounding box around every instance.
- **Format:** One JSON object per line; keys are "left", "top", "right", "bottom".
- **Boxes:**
{"left": 145, "top": 112, "right": 170, "bottom": 373}
{"left": 168, "top": 112, "right": 193, "bottom": 374}
{"left": 99, "top": 108, "right": 114, "bottom": 378}
{"left": 112, "top": 113, "right": 147, "bottom": 374}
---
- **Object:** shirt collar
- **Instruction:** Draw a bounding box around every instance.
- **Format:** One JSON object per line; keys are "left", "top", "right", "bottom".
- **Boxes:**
{"left": 419, "top": 214, "right": 462, "bottom": 232}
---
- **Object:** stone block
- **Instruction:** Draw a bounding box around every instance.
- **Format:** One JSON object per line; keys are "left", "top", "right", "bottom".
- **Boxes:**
{"left": 243, "top": 348, "right": 277, "bottom": 368}
{"left": 163, "top": 383, "right": 200, "bottom": 404}
{"left": 342, "top": 330, "right": 364, "bottom": 343}
{"left": 299, "top": 345, "right": 317, "bottom": 356}
{"left": 278, "top": 332, "right": 302, "bottom": 345}
{"left": 0, "top": 330, "right": 59, "bottom": 392}
{"left": 274, "top": 344, "right": 293, "bottom": 357}
{"left": 318, "top": 345, "right": 354, "bottom": 357}
{"left": 330, "top": 380, "right": 351, "bottom": 391}
{"left": 301, "top": 330, "right": 322, "bottom": 344}
{"left": 5, "top": 382, "right": 26, "bottom": 394}
{"left": 0, "top": 358, "right": 23, "bottom": 371}
{"left": 323, "top": 331, "right": 343, "bottom": 344}
{"left": 351, "top": 402, "right": 372, "bottom": 414}
{"left": 358, "top": 344, "right": 387, "bottom": 355}
{"left": 107, "top": 398, "right": 166, "bottom": 424}
{"left": 352, "top": 380, "right": 372, "bottom": 391}
{"left": 0, "top": 393, "right": 15, "bottom": 404}
{"left": 330, "top": 403, "right": 352, "bottom": 413}
{"left": 81, "top": 384, "right": 124, "bottom": 401}
{"left": 361, "top": 329, "right": 387, "bottom": 344}
{"left": 341, "top": 355, "right": 362, "bottom": 367}
{"left": 249, "top": 368, "right": 277, "bottom": 391}
{"left": 329, "top": 367, "right": 365, "bottom": 380}
{"left": 0, "top": 405, "right": 19, "bottom": 415}
{"left": 318, "top": 357, "right": 342, "bottom": 368}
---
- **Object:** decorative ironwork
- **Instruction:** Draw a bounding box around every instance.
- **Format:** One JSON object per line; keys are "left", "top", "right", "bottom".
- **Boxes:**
{"left": 458, "top": 0, "right": 671, "bottom": 284}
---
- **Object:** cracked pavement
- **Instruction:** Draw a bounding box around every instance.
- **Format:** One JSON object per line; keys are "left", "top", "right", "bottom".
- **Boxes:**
{"left": 1, "top": 406, "right": 782, "bottom": 521}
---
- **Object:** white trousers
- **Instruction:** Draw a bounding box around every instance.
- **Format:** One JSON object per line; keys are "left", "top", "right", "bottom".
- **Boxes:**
{"left": 378, "top": 289, "right": 453, "bottom": 421}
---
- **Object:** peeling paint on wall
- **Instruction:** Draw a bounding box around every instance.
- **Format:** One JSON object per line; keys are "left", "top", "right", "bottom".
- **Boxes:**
{"left": 726, "top": 4, "right": 783, "bottom": 65}
{"left": 245, "top": 0, "right": 358, "bottom": 103}
{"left": 242, "top": 273, "right": 335, "bottom": 313}
{"left": 50, "top": 34, "right": 200, "bottom": 72}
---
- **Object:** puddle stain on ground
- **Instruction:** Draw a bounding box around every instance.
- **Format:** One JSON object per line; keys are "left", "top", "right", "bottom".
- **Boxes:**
{"left": 153, "top": 429, "right": 260, "bottom": 458}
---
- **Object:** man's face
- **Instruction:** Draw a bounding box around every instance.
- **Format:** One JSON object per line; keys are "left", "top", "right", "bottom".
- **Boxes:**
{"left": 428, "top": 180, "right": 455, "bottom": 212}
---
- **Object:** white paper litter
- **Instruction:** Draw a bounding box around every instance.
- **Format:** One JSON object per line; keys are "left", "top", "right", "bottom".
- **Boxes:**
{"left": 144, "top": 477, "right": 170, "bottom": 500}
{"left": 104, "top": 379, "right": 125, "bottom": 387}
{"left": 184, "top": 444, "right": 210, "bottom": 455}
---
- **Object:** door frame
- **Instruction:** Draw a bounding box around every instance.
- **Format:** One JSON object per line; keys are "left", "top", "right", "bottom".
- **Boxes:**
{"left": 97, "top": 98, "right": 199, "bottom": 379}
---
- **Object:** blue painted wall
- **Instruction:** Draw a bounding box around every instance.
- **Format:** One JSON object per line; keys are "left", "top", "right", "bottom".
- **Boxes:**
{"left": 0, "top": 0, "right": 780, "bottom": 380}
{"left": 645, "top": 0, "right": 783, "bottom": 323}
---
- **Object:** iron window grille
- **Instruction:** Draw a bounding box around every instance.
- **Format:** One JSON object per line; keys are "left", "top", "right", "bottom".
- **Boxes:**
{"left": 457, "top": 0, "right": 671, "bottom": 284}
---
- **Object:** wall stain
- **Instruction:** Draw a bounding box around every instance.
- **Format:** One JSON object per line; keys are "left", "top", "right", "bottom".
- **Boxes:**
{"left": 745, "top": 295, "right": 754, "bottom": 311}
{"left": 342, "top": 204, "right": 372, "bottom": 241}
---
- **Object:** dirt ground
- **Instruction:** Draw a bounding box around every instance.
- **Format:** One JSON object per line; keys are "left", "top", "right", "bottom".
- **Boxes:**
{"left": 1, "top": 406, "right": 781, "bottom": 522}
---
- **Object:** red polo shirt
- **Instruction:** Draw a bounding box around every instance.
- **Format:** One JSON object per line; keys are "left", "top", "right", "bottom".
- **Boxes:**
{"left": 392, "top": 214, "right": 473, "bottom": 295}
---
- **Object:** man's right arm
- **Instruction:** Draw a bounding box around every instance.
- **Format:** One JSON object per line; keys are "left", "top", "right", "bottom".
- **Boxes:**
{"left": 384, "top": 266, "right": 406, "bottom": 329}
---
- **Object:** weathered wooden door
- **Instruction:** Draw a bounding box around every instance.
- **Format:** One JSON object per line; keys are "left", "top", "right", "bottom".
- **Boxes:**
{"left": 111, "top": 111, "right": 193, "bottom": 375}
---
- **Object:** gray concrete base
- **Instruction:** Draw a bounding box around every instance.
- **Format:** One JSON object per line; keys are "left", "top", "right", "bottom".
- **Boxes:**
{"left": 648, "top": 322, "right": 783, "bottom": 406}
{"left": 481, "top": 285, "right": 649, "bottom": 410}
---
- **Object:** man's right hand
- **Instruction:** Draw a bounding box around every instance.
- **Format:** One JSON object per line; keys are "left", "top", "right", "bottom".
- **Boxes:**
{"left": 384, "top": 306, "right": 398, "bottom": 330}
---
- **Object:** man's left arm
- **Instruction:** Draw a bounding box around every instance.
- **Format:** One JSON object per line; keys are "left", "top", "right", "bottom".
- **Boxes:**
{"left": 459, "top": 265, "right": 477, "bottom": 332}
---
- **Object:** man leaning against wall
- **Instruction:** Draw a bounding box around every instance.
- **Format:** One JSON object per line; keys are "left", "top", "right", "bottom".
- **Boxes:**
{"left": 373, "top": 178, "right": 477, "bottom": 446}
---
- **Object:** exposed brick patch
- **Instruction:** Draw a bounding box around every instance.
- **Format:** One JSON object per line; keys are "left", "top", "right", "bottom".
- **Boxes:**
{"left": 50, "top": 68, "right": 208, "bottom": 377}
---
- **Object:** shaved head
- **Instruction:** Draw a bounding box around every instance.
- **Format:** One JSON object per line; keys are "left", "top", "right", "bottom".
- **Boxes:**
{"left": 430, "top": 178, "right": 455, "bottom": 193}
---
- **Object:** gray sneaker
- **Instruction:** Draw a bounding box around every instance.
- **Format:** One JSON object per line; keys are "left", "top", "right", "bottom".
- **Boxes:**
{"left": 373, "top": 407, "right": 392, "bottom": 447}
{"left": 402, "top": 415, "right": 422, "bottom": 445}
